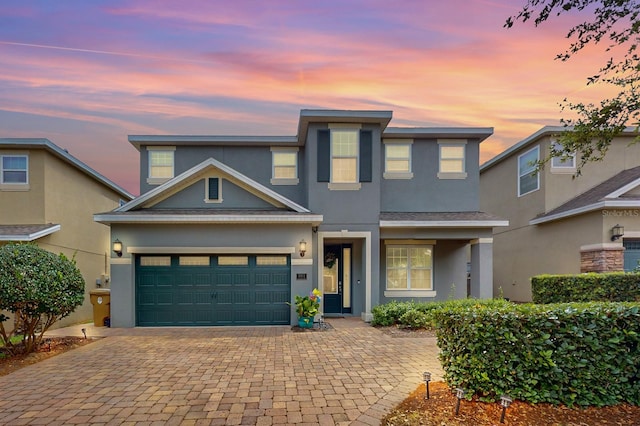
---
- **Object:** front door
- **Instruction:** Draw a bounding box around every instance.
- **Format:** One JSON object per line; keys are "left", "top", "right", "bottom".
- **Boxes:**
{"left": 323, "top": 244, "right": 352, "bottom": 315}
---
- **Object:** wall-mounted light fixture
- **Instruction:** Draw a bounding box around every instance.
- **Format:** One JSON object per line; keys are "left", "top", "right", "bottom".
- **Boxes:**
{"left": 299, "top": 239, "right": 307, "bottom": 257}
{"left": 112, "top": 239, "right": 123, "bottom": 257}
{"left": 611, "top": 224, "right": 625, "bottom": 241}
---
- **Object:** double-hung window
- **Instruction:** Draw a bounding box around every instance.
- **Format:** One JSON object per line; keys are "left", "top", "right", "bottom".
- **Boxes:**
{"left": 384, "top": 140, "right": 413, "bottom": 179}
{"left": 331, "top": 129, "right": 359, "bottom": 184}
{"left": 438, "top": 140, "right": 467, "bottom": 179}
{"left": 1, "top": 155, "right": 28, "bottom": 185}
{"left": 147, "top": 147, "right": 175, "bottom": 184}
{"left": 271, "top": 148, "right": 299, "bottom": 185}
{"left": 518, "top": 146, "right": 540, "bottom": 196}
{"left": 317, "top": 125, "right": 372, "bottom": 190}
{"left": 385, "top": 244, "right": 435, "bottom": 297}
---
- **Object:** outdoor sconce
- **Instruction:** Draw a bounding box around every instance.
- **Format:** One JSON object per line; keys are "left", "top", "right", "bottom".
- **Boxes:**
{"left": 499, "top": 395, "right": 513, "bottom": 423}
{"left": 112, "top": 239, "right": 123, "bottom": 257}
{"left": 454, "top": 387, "right": 466, "bottom": 415}
{"left": 299, "top": 239, "right": 307, "bottom": 257}
{"left": 423, "top": 372, "right": 431, "bottom": 399}
{"left": 611, "top": 224, "right": 624, "bottom": 241}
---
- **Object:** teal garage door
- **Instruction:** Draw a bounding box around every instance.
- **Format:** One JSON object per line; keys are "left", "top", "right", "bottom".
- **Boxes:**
{"left": 136, "top": 254, "right": 290, "bottom": 326}
{"left": 624, "top": 239, "right": 640, "bottom": 272}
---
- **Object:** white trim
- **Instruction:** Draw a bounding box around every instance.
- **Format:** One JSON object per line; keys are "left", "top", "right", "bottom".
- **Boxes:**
{"left": 147, "top": 146, "right": 175, "bottom": 183}
{"left": 271, "top": 147, "right": 299, "bottom": 185}
{"left": 94, "top": 213, "right": 323, "bottom": 224}
{"left": 385, "top": 239, "right": 436, "bottom": 245}
{"left": 550, "top": 140, "right": 577, "bottom": 171}
{"left": 384, "top": 290, "right": 437, "bottom": 298}
{"left": 291, "top": 258, "right": 313, "bottom": 266}
{"left": 271, "top": 178, "right": 299, "bottom": 185}
{"left": 0, "top": 153, "right": 29, "bottom": 185}
{"left": 0, "top": 183, "right": 30, "bottom": 191}
{"left": 470, "top": 238, "right": 494, "bottom": 244}
{"left": 530, "top": 201, "right": 640, "bottom": 225}
{"left": 110, "top": 257, "right": 132, "bottom": 265}
{"left": 607, "top": 177, "right": 640, "bottom": 199}
{"left": 117, "top": 157, "right": 311, "bottom": 213}
{"left": 437, "top": 172, "right": 467, "bottom": 179}
{"left": 518, "top": 145, "right": 540, "bottom": 197}
{"left": 580, "top": 243, "right": 623, "bottom": 251}
{"left": 380, "top": 220, "right": 509, "bottom": 228}
{"left": 438, "top": 140, "right": 466, "bottom": 176}
{"left": 383, "top": 172, "right": 414, "bottom": 180}
{"left": 126, "top": 246, "right": 296, "bottom": 254}
{"left": 0, "top": 224, "right": 61, "bottom": 241}
{"left": 318, "top": 231, "right": 372, "bottom": 318}
{"left": 204, "top": 176, "right": 223, "bottom": 203}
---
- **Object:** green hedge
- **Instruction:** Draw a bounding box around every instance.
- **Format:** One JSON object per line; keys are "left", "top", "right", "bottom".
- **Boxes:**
{"left": 371, "top": 299, "right": 510, "bottom": 328}
{"left": 532, "top": 273, "right": 640, "bottom": 304}
{"left": 435, "top": 302, "right": 640, "bottom": 406}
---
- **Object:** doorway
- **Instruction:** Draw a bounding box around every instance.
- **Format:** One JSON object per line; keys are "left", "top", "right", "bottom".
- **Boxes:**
{"left": 322, "top": 244, "right": 352, "bottom": 315}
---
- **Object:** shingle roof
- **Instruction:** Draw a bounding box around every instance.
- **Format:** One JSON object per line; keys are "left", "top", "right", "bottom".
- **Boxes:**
{"left": 532, "top": 166, "right": 640, "bottom": 224}
{"left": 0, "top": 224, "right": 60, "bottom": 241}
{"left": 380, "top": 211, "right": 508, "bottom": 227}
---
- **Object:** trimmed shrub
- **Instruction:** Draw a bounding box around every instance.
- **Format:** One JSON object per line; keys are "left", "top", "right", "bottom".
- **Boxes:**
{"left": 435, "top": 302, "right": 640, "bottom": 406}
{"left": 532, "top": 273, "right": 640, "bottom": 304}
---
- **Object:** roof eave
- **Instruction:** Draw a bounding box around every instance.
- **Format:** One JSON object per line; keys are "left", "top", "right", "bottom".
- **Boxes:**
{"left": 383, "top": 127, "right": 494, "bottom": 142}
{"left": 380, "top": 220, "right": 509, "bottom": 228}
{"left": 93, "top": 213, "right": 324, "bottom": 225}
{"left": 297, "top": 110, "right": 393, "bottom": 145}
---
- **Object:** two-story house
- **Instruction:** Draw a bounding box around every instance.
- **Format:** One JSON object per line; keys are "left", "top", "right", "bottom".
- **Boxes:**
{"left": 95, "top": 110, "right": 507, "bottom": 327}
{"left": 480, "top": 126, "right": 640, "bottom": 302}
{"left": 0, "top": 138, "right": 133, "bottom": 328}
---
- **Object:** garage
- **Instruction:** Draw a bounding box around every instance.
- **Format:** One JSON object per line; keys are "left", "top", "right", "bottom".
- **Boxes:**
{"left": 135, "top": 254, "right": 291, "bottom": 326}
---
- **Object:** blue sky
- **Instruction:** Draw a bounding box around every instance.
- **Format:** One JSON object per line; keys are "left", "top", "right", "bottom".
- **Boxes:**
{"left": 0, "top": 0, "right": 611, "bottom": 194}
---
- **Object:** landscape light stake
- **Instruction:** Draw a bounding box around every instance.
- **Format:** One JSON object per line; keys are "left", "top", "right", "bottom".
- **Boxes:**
{"left": 454, "top": 387, "right": 466, "bottom": 415}
{"left": 499, "top": 395, "right": 512, "bottom": 423}
{"left": 81, "top": 328, "right": 87, "bottom": 339}
{"left": 423, "top": 372, "right": 431, "bottom": 399}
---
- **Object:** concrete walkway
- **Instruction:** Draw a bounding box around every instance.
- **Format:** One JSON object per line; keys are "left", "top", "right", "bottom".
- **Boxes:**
{"left": 0, "top": 319, "right": 443, "bottom": 425}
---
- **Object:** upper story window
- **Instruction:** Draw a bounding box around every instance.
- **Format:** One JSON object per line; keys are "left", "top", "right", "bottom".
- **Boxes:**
{"left": 1, "top": 155, "right": 28, "bottom": 184}
{"left": 384, "top": 140, "right": 413, "bottom": 179}
{"left": 317, "top": 124, "right": 372, "bottom": 190}
{"left": 147, "top": 147, "right": 175, "bottom": 185}
{"left": 205, "top": 177, "right": 222, "bottom": 203}
{"left": 550, "top": 141, "right": 576, "bottom": 173}
{"left": 518, "top": 146, "right": 540, "bottom": 196}
{"left": 271, "top": 148, "right": 299, "bottom": 185}
{"left": 438, "top": 140, "right": 467, "bottom": 179}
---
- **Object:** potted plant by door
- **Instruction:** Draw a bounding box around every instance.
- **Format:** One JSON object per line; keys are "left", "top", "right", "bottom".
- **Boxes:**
{"left": 289, "top": 288, "right": 322, "bottom": 328}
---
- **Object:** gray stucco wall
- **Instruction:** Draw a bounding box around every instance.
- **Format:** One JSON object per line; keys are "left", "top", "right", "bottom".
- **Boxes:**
{"left": 154, "top": 178, "right": 275, "bottom": 209}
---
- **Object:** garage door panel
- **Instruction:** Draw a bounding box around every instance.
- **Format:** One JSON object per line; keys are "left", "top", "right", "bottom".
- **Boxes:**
{"left": 136, "top": 254, "right": 290, "bottom": 326}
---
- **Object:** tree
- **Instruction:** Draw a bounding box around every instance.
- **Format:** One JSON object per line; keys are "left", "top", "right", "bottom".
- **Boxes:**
{"left": 506, "top": 0, "right": 640, "bottom": 174}
{"left": 0, "top": 243, "right": 85, "bottom": 354}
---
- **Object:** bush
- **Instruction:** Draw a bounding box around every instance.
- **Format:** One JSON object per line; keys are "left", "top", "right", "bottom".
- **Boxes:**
{"left": 532, "top": 273, "right": 640, "bottom": 303}
{"left": 0, "top": 243, "right": 85, "bottom": 354}
{"left": 435, "top": 302, "right": 640, "bottom": 407}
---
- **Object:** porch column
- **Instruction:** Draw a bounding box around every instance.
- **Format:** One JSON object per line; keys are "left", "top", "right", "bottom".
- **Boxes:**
{"left": 470, "top": 238, "right": 493, "bottom": 299}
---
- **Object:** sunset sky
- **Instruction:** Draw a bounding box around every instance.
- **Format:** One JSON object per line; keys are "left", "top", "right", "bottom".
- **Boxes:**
{"left": 0, "top": 0, "right": 613, "bottom": 195}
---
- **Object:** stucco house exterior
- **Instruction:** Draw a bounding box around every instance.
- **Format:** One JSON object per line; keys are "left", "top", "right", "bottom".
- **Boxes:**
{"left": 480, "top": 126, "right": 640, "bottom": 302}
{"left": 0, "top": 138, "right": 133, "bottom": 328}
{"left": 95, "top": 109, "right": 507, "bottom": 327}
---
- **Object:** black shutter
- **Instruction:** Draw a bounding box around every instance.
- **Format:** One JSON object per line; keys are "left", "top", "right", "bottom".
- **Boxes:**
{"left": 359, "top": 130, "right": 372, "bottom": 182}
{"left": 317, "top": 129, "right": 330, "bottom": 182}
{"left": 208, "top": 177, "right": 219, "bottom": 200}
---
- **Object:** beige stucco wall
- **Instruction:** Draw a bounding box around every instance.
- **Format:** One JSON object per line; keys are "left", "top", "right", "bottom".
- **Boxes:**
{"left": 1, "top": 148, "right": 125, "bottom": 329}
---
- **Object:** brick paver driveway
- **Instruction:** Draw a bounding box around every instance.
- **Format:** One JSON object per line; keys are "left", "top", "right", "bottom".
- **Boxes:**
{"left": 0, "top": 319, "right": 443, "bottom": 425}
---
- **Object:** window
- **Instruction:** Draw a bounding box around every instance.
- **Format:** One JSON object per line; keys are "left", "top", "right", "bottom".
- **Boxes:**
{"left": 384, "top": 141, "right": 413, "bottom": 179}
{"left": 271, "top": 148, "right": 298, "bottom": 185}
{"left": 386, "top": 245, "right": 433, "bottom": 293}
{"left": 331, "top": 129, "right": 359, "bottom": 184}
{"left": 140, "top": 256, "right": 172, "bottom": 266}
{"left": 1, "top": 155, "right": 28, "bottom": 184}
{"left": 218, "top": 256, "right": 248, "bottom": 266}
{"left": 256, "top": 256, "right": 288, "bottom": 266}
{"left": 518, "top": 146, "right": 540, "bottom": 196}
{"left": 438, "top": 141, "right": 467, "bottom": 179}
{"left": 147, "top": 147, "right": 175, "bottom": 184}
{"left": 179, "top": 256, "right": 210, "bottom": 266}
{"left": 205, "top": 177, "right": 222, "bottom": 203}
{"left": 550, "top": 141, "right": 576, "bottom": 172}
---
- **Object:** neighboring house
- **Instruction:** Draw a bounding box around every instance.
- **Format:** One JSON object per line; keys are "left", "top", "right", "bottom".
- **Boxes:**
{"left": 94, "top": 109, "right": 507, "bottom": 327}
{"left": 0, "top": 138, "right": 133, "bottom": 328}
{"left": 480, "top": 126, "right": 640, "bottom": 302}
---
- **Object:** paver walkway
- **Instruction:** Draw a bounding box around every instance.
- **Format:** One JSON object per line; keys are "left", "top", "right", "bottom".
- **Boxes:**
{"left": 0, "top": 319, "right": 443, "bottom": 425}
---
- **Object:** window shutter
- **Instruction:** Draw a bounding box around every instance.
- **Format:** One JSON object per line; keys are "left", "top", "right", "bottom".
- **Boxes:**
{"left": 359, "top": 130, "right": 372, "bottom": 182}
{"left": 208, "top": 177, "right": 219, "bottom": 200}
{"left": 317, "top": 129, "right": 330, "bottom": 182}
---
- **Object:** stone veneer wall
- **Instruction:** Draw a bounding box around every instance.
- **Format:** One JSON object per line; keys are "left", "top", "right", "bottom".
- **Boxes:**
{"left": 580, "top": 247, "right": 624, "bottom": 273}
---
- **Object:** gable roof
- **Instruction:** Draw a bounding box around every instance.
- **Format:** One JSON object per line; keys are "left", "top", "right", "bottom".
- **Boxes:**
{"left": 0, "top": 138, "right": 133, "bottom": 200}
{"left": 530, "top": 166, "right": 640, "bottom": 225}
{"left": 95, "top": 157, "right": 324, "bottom": 224}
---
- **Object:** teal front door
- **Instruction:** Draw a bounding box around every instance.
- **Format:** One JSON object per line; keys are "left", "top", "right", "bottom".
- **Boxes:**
{"left": 322, "top": 244, "right": 352, "bottom": 315}
{"left": 135, "top": 254, "right": 290, "bottom": 326}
